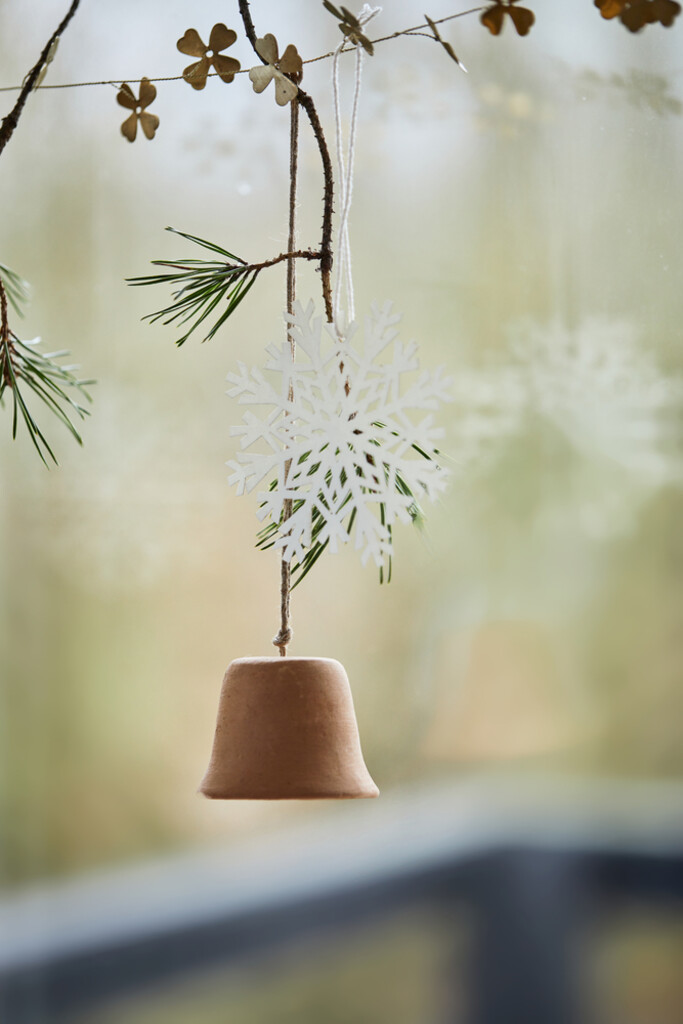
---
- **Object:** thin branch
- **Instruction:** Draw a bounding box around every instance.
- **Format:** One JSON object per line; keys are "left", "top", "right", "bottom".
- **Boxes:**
{"left": 153, "top": 248, "right": 322, "bottom": 274}
{"left": 0, "top": 277, "right": 8, "bottom": 337}
{"left": 0, "top": 277, "right": 13, "bottom": 386}
{"left": 237, "top": 0, "right": 335, "bottom": 323}
{"left": 297, "top": 92, "right": 334, "bottom": 323}
{"left": 155, "top": 248, "right": 322, "bottom": 275}
{"left": 149, "top": 248, "right": 321, "bottom": 274}
{"left": 247, "top": 248, "right": 321, "bottom": 273}
{"left": 0, "top": 0, "right": 82, "bottom": 156}
{"left": 237, "top": 0, "right": 261, "bottom": 56}
{"left": 273, "top": 98, "right": 300, "bottom": 658}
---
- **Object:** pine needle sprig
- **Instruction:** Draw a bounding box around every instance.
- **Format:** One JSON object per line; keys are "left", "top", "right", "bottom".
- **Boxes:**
{"left": 0, "top": 266, "right": 94, "bottom": 466}
{"left": 127, "top": 228, "right": 259, "bottom": 346}
{"left": 0, "top": 333, "right": 94, "bottom": 466}
{"left": 0, "top": 262, "right": 30, "bottom": 317}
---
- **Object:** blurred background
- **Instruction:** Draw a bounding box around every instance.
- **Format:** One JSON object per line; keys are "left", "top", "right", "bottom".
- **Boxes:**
{"left": 1, "top": 1, "right": 682, "bottom": 1021}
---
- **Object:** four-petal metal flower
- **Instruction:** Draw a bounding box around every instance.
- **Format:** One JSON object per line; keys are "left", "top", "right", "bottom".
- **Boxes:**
{"left": 480, "top": 0, "right": 536, "bottom": 35}
{"left": 594, "top": 0, "right": 681, "bottom": 30}
{"left": 595, "top": 0, "right": 629, "bottom": 14}
{"left": 177, "top": 23, "right": 241, "bottom": 90}
{"left": 117, "top": 79, "right": 159, "bottom": 142}
{"left": 248, "top": 34, "right": 303, "bottom": 106}
{"left": 322, "top": 2, "right": 375, "bottom": 54}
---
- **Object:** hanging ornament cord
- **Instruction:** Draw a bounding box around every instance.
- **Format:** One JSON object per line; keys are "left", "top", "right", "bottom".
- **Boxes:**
{"left": 273, "top": 96, "right": 299, "bottom": 656}
{"left": 332, "top": 5, "right": 382, "bottom": 338}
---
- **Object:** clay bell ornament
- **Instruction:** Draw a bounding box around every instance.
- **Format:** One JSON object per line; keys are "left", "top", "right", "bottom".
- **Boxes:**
{"left": 200, "top": 658, "right": 379, "bottom": 799}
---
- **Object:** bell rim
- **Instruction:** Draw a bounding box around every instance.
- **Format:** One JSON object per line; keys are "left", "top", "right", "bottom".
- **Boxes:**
{"left": 199, "top": 786, "right": 380, "bottom": 800}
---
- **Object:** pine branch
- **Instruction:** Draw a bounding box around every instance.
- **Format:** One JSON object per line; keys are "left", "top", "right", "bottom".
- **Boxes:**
{"left": 128, "top": 228, "right": 322, "bottom": 346}
{"left": 0, "top": 270, "right": 94, "bottom": 466}
{"left": 0, "top": 262, "right": 30, "bottom": 317}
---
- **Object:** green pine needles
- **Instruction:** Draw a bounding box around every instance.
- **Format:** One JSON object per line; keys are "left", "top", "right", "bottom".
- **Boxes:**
{"left": 0, "top": 262, "right": 29, "bottom": 316}
{"left": 127, "top": 228, "right": 260, "bottom": 346}
{"left": 256, "top": 444, "right": 429, "bottom": 588}
{"left": 0, "top": 263, "right": 94, "bottom": 466}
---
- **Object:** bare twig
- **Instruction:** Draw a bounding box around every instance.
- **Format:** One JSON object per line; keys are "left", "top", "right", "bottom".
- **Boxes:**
{"left": 297, "top": 91, "right": 335, "bottom": 323}
{"left": 237, "top": 0, "right": 261, "bottom": 55}
{"left": 246, "top": 248, "right": 322, "bottom": 273}
{"left": 151, "top": 249, "right": 321, "bottom": 275}
{"left": 0, "top": 0, "right": 82, "bottom": 157}
{"left": 238, "top": 0, "right": 299, "bottom": 653}
{"left": 273, "top": 99, "right": 300, "bottom": 658}
{"left": 237, "top": 0, "right": 335, "bottom": 323}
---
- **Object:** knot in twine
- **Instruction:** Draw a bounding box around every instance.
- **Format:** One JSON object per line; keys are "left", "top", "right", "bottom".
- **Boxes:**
{"left": 272, "top": 626, "right": 293, "bottom": 652}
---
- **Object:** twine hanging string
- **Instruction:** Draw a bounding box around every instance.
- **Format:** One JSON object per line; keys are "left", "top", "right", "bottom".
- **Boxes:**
{"left": 332, "top": 5, "right": 381, "bottom": 339}
{"left": 331, "top": 44, "right": 355, "bottom": 332}
{"left": 272, "top": 94, "right": 299, "bottom": 656}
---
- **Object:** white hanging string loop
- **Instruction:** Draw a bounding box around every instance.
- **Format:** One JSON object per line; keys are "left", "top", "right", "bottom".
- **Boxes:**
{"left": 332, "top": 4, "right": 381, "bottom": 339}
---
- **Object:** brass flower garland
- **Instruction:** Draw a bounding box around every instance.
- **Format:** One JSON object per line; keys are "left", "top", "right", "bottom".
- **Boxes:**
{"left": 109, "top": 10, "right": 500, "bottom": 143}
{"left": 107, "top": 3, "right": 682, "bottom": 143}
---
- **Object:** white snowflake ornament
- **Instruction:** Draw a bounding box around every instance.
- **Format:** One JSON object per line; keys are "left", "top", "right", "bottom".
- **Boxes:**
{"left": 227, "top": 301, "right": 452, "bottom": 569}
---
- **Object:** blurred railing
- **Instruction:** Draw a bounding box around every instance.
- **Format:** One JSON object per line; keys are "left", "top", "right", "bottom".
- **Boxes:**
{"left": 1, "top": 778, "right": 682, "bottom": 1024}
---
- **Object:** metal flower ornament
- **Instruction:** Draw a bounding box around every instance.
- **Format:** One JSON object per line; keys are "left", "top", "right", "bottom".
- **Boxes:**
{"left": 117, "top": 79, "right": 159, "bottom": 142}
{"left": 594, "top": 0, "right": 681, "bottom": 30}
{"left": 480, "top": 0, "right": 536, "bottom": 35}
{"left": 322, "top": 2, "right": 376, "bottom": 53}
{"left": 248, "top": 35, "right": 303, "bottom": 106}
{"left": 176, "top": 23, "right": 241, "bottom": 90}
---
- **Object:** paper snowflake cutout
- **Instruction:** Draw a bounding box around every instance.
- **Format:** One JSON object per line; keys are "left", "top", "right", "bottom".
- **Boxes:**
{"left": 227, "top": 301, "right": 452, "bottom": 568}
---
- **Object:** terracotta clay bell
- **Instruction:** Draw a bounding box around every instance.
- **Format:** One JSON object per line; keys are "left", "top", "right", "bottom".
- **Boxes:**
{"left": 199, "top": 657, "right": 379, "bottom": 799}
